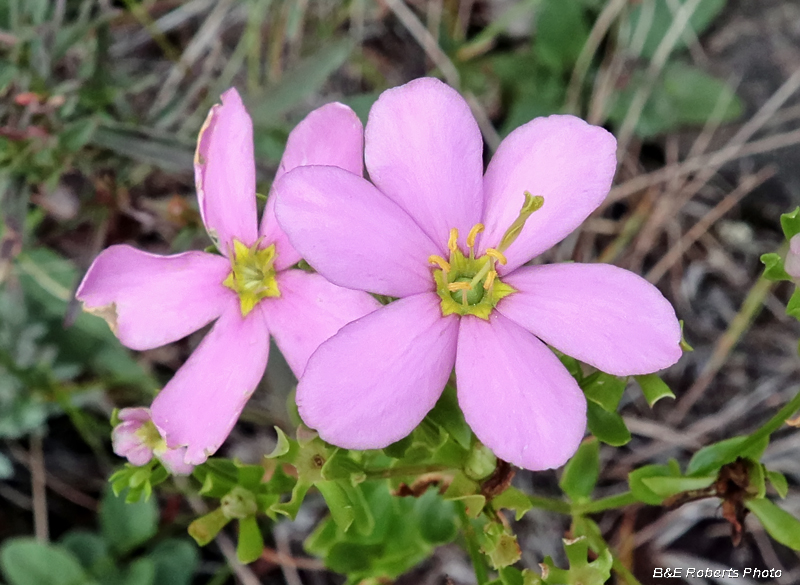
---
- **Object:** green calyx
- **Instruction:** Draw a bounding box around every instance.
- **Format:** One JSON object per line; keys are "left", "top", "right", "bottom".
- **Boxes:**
{"left": 135, "top": 420, "right": 168, "bottom": 452}
{"left": 223, "top": 239, "right": 280, "bottom": 316}
{"left": 432, "top": 236, "right": 515, "bottom": 320}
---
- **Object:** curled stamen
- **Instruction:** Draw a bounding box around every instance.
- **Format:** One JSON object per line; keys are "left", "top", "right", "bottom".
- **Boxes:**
{"left": 429, "top": 255, "right": 451, "bottom": 272}
{"left": 448, "top": 281, "right": 472, "bottom": 292}
{"left": 485, "top": 248, "right": 507, "bottom": 265}
{"left": 466, "top": 223, "right": 484, "bottom": 258}
{"left": 448, "top": 228, "right": 459, "bottom": 253}
{"left": 483, "top": 270, "right": 497, "bottom": 290}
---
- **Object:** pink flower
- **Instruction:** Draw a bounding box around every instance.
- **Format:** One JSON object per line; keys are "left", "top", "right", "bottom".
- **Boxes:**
{"left": 112, "top": 407, "right": 194, "bottom": 475}
{"left": 786, "top": 234, "right": 800, "bottom": 279}
{"left": 77, "top": 89, "right": 379, "bottom": 465}
{"left": 273, "top": 78, "right": 682, "bottom": 471}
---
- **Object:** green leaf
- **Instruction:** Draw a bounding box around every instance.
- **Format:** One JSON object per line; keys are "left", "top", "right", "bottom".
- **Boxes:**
{"left": 426, "top": 384, "right": 472, "bottom": 449}
{"left": 492, "top": 487, "right": 533, "bottom": 521}
{"left": 149, "top": 539, "right": 198, "bottom": 585}
{"left": 786, "top": 289, "right": 800, "bottom": 321}
{"left": 766, "top": 470, "right": 789, "bottom": 499}
{"left": 90, "top": 125, "right": 193, "bottom": 174}
{"left": 634, "top": 374, "right": 675, "bottom": 407}
{"left": 236, "top": 516, "right": 264, "bottom": 564}
{"left": 59, "top": 531, "right": 108, "bottom": 573}
{"left": 249, "top": 39, "right": 354, "bottom": 128}
{"left": 0, "top": 452, "right": 12, "bottom": 479}
{"left": 0, "top": 538, "right": 89, "bottom": 585}
{"left": 586, "top": 401, "right": 631, "bottom": 446}
{"left": 272, "top": 480, "right": 311, "bottom": 520}
{"left": 623, "top": 0, "right": 727, "bottom": 59}
{"left": 581, "top": 372, "right": 626, "bottom": 412}
{"left": 745, "top": 499, "right": 800, "bottom": 550}
{"left": 59, "top": 118, "right": 97, "bottom": 153}
{"left": 686, "top": 435, "right": 769, "bottom": 476}
{"left": 321, "top": 450, "right": 366, "bottom": 482}
{"left": 416, "top": 490, "right": 457, "bottom": 545}
{"left": 534, "top": 0, "right": 589, "bottom": 71}
{"left": 559, "top": 438, "right": 599, "bottom": 501}
{"left": 640, "top": 475, "right": 716, "bottom": 497}
{"left": 100, "top": 487, "right": 158, "bottom": 555}
{"left": 121, "top": 557, "right": 155, "bottom": 585}
{"left": 628, "top": 465, "right": 675, "bottom": 505}
{"left": 760, "top": 253, "right": 792, "bottom": 281}
{"left": 267, "top": 427, "right": 291, "bottom": 459}
{"left": 316, "top": 480, "right": 374, "bottom": 536}
{"left": 780, "top": 207, "right": 800, "bottom": 240}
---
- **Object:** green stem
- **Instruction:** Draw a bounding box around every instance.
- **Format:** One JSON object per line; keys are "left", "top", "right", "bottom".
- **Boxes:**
{"left": 363, "top": 464, "right": 451, "bottom": 479}
{"left": 458, "top": 504, "right": 490, "bottom": 585}
{"left": 613, "top": 558, "right": 644, "bottom": 585}
{"left": 575, "top": 491, "right": 638, "bottom": 515}
{"left": 528, "top": 495, "right": 572, "bottom": 515}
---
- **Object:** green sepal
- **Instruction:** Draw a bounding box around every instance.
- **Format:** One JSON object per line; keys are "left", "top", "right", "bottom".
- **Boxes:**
{"left": 780, "top": 207, "right": 800, "bottom": 240}
{"left": 188, "top": 508, "right": 230, "bottom": 546}
{"left": 316, "top": 480, "right": 375, "bottom": 535}
{"left": 321, "top": 449, "right": 366, "bottom": 483}
{"left": 586, "top": 401, "right": 631, "bottom": 446}
{"left": 271, "top": 480, "right": 312, "bottom": 520}
{"left": 108, "top": 461, "right": 168, "bottom": 503}
{"left": 481, "top": 522, "right": 521, "bottom": 569}
{"left": 492, "top": 486, "right": 533, "bottom": 521}
{"left": 761, "top": 252, "right": 792, "bottom": 281}
{"left": 267, "top": 426, "right": 292, "bottom": 459}
{"left": 443, "top": 471, "right": 486, "bottom": 517}
{"left": 766, "top": 469, "right": 789, "bottom": 498}
{"left": 686, "top": 434, "right": 769, "bottom": 476}
{"left": 786, "top": 288, "right": 800, "bottom": 321}
{"left": 236, "top": 516, "right": 264, "bottom": 563}
{"left": 634, "top": 374, "right": 675, "bottom": 407}
{"left": 581, "top": 372, "right": 626, "bottom": 412}
{"left": 533, "top": 536, "right": 612, "bottom": 585}
{"left": 679, "top": 320, "right": 694, "bottom": 352}
{"left": 745, "top": 498, "right": 800, "bottom": 551}
{"left": 464, "top": 442, "right": 497, "bottom": 481}
{"left": 559, "top": 437, "right": 599, "bottom": 502}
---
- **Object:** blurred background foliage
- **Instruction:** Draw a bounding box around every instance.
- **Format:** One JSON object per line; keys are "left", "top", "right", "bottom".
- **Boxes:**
{"left": 1, "top": 0, "right": 799, "bottom": 583}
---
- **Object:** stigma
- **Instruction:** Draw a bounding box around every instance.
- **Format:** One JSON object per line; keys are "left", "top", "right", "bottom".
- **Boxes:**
{"left": 223, "top": 239, "right": 280, "bottom": 316}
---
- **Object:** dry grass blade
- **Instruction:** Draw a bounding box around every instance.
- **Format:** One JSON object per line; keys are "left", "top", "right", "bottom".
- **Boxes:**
{"left": 615, "top": 0, "right": 705, "bottom": 158}
{"left": 645, "top": 167, "right": 776, "bottom": 284}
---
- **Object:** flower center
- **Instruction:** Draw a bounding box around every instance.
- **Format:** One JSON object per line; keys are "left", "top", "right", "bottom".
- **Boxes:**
{"left": 429, "top": 192, "right": 544, "bottom": 320}
{"left": 223, "top": 239, "right": 280, "bottom": 317}
{"left": 135, "top": 419, "right": 168, "bottom": 452}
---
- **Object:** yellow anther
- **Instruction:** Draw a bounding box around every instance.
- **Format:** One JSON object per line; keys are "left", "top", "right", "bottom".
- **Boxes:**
{"left": 485, "top": 248, "right": 507, "bottom": 265}
{"left": 448, "top": 228, "right": 459, "bottom": 253}
{"left": 466, "top": 224, "right": 484, "bottom": 249}
{"left": 448, "top": 281, "right": 472, "bottom": 292}
{"left": 428, "top": 255, "right": 451, "bottom": 272}
{"left": 483, "top": 270, "right": 497, "bottom": 290}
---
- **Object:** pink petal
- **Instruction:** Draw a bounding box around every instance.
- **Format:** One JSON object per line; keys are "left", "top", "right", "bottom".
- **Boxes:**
{"left": 365, "top": 78, "right": 484, "bottom": 251}
{"left": 195, "top": 88, "right": 258, "bottom": 254}
{"left": 260, "top": 269, "right": 380, "bottom": 377}
{"left": 296, "top": 292, "right": 458, "bottom": 449}
{"left": 499, "top": 264, "right": 682, "bottom": 376}
{"left": 260, "top": 102, "right": 365, "bottom": 270}
{"left": 479, "top": 115, "right": 617, "bottom": 272}
{"left": 76, "top": 245, "right": 233, "bottom": 351}
{"left": 456, "top": 313, "right": 587, "bottom": 471}
{"left": 273, "top": 166, "right": 439, "bottom": 297}
{"left": 157, "top": 448, "right": 195, "bottom": 476}
{"left": 150, "top": 304, "right": 270, "bottom": 465}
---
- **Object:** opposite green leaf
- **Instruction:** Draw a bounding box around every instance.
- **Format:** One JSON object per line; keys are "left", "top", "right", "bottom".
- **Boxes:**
{"left": 745, "top": 499, "right": 800, "bottom": 551}
{"left": 581, "top": 372, "right": 626, "bottom": 413}
{"left": 686, "top": 435, "right": 769, "bottom": 476}
{"left": 634, "top": 374, "right": 676, "bottom": 407}
{"left": 0, "top": 538, "right": 89, "bottom": 585}
{"left": 586, "top": 401, "right": 631, "bottom": 447}
{"left": 766, "top": 470, "right": 789, "bottom": 499}
{"left": 559, "top": 437, "right": 599, "bottom": 501}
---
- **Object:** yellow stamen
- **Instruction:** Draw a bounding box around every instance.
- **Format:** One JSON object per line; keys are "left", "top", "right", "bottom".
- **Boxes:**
{"left": 466, "top": 223, "right": 484, "bottom": 258}
{"left": 483, "top": 270, "right": 497, "bottom": 290}
{"left": 448, "top": 281, "right": 472, "bottom": 292}
{"left": 448, "top": 228, "right": 459, "bottom": 253}
{"left": 485, "top": 248, "right": 507, "bottom": 265}
{"left": 428, "top": 255, "right": 451, "bottom": 272}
